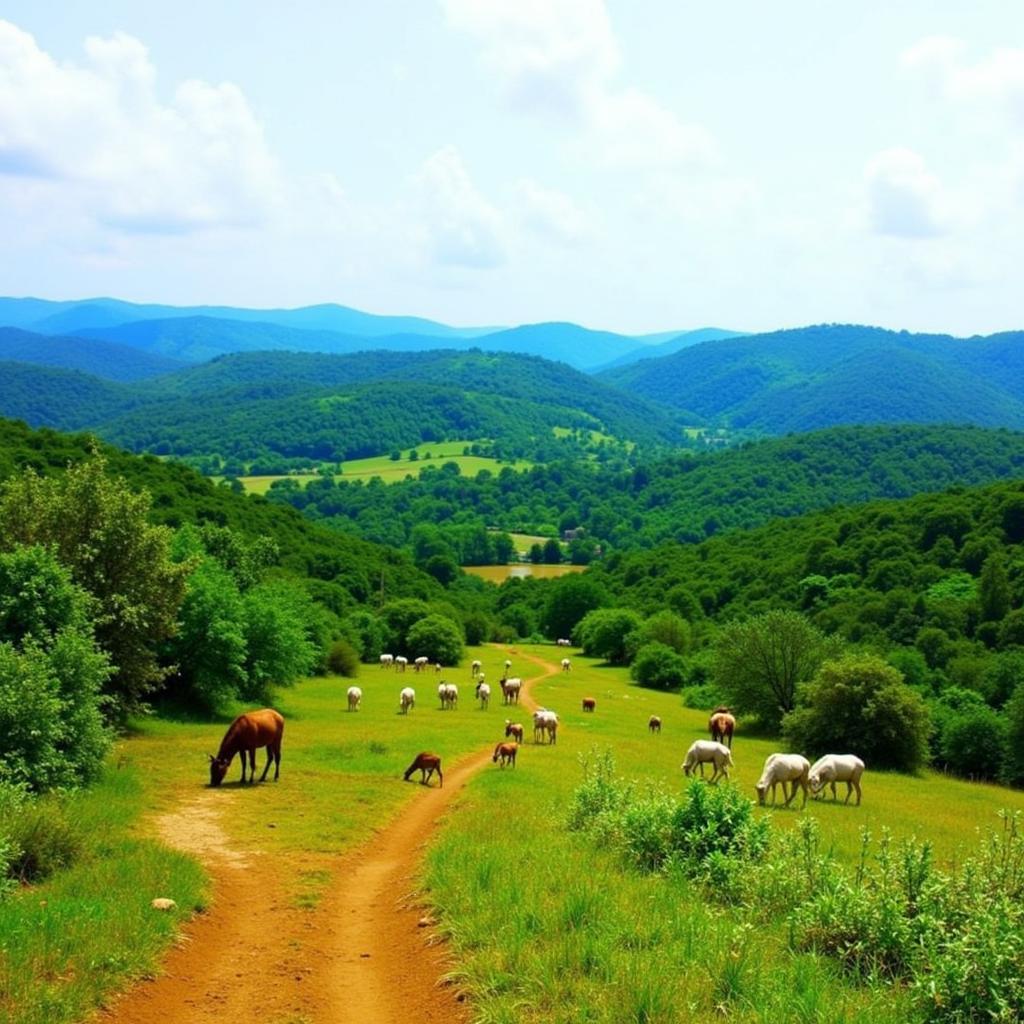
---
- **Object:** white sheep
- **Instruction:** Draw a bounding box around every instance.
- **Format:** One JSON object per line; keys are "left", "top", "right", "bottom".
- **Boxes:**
{"left": 399, "top": 686, "right": 416, "bottom": 714}
{"left": 379, "top": 653, "right": 394, "bottom": 669}
{"left": 681, "top": 740, "right": 733, "bottom": 783}
{"left": 809, "top": 754, "right": 865, "bottom": 805}
{"left": 414, "top": 656, "right": 430, "bottom": 672}
{"left": 346, "top": 686, "right": 362, "bottom": 712}
{"left": 471, "top": 659, "right": 482, "bottom": 677}
{"left": 556, "top": 638, "right": 571, "bottom": 646}
{"left": 755, "top": 753, "right": 810, "bottom": 808}
{"left": 395, "top": 655, "right": 408, "bottom": 672}
{"left": 476, "top": 681, "right": 491, "bottom": 710}
{"left": 438, "top": 682, "right": 459, "bottom": 710}
{"left": 501, "top": 676, "right": 522, "bottom": 705}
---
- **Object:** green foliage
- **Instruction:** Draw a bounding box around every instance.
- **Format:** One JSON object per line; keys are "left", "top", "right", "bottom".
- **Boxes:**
{"left": 1001, "top": 682, "right": 1024, "bottom": 786}
{"left": 1, "top": 790, "right": 83, "bottom": 884}
{"left": 379, "top": 598, "right": 431, "bottom": 652}
{"left": 783, "top": 655, "right": 932, "bottom": 771}
{"left": 325, "top": 639, "right": 361, "bottom": 677}
{"left": 239, "top": 583, "right": 318, "bottom": 701}
{"left": 979, "top": 551, "right": 1012, "bottom": 622}
{"left": 540, "top": 574, "right": 609, "bottom": 640}
{"left": 937, "top": 705, "right": 1008, "bottom": 780}
{"left": 638, "top": 609, "right": 691, "bottom": 654}
{"left": 339, "top": 609, "right": 387, "bottom": 661}
{"left": 0, "top": 456, "right": 188, "bottom": 719}
{"left": 630, "top": 642, "right": 688, "bottom": 690}
{"left": 405, "top": 614, "right": 464, "bottom": 665}
{"left": 0, "top": 546, "right": 91, "bottom": 644}
{"left": 714, "top": 611, "right": 842, "bottom": 730}
{"left": 574, "top": 607, "right": 642, "bottom": 664}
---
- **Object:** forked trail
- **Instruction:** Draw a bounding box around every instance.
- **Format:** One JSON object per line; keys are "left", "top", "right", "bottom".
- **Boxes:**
{"left": 101, "top": 650, "right": 558, "bottom": 1024}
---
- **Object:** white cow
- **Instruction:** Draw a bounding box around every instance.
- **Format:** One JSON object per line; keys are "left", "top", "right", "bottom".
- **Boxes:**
{"left": 755, "top": 753, "right": 810, "bottom": 808}
{"left": 681, "top": 740, "right": 733, "bottom": 783}
{"left": 809, "top": 754, "right": 865, "bottom": 806}
{"left": 501, "top": 676, "right": 521, "bottom": 705}
{"left": 395, "top": 655, "right": 408, "bottom": 673}
{"left": 556, "top": 638, "right": 571, "bottom": 647}
{"left": 414, "top": 656, "right": 430, "bottom": 673}
{"left": 476, "top": 681, "right": 491, "bottom": 710}
{"left": 471, "top": 659, "right": 482, "bottom": 678}
{"left": 532, "top": 708, "right": 559, "bottom": 744}
{"left": 346, "top": 686, "right": 362, "bottom": 712}
{"left": 399, "top": 686, "right": 416, "bottom": 714}
{"left": 561, "top": 658, "right": 571, "bottom": 672}
{"left": 379, "top": 653, "right": 394, "bottom": 669}
{"left": 438, "top": 682, "right": 459, "bottom": 710}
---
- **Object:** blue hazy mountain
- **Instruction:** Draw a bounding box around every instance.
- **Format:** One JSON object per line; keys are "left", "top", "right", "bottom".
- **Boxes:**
{"left": 592, "top": 327, "right": 746, "bottom": 372}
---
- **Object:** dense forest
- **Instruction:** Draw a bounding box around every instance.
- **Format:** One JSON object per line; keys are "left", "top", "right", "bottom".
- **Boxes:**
{"left": 266, "top": 424, "right": 1024, "bottom": 552}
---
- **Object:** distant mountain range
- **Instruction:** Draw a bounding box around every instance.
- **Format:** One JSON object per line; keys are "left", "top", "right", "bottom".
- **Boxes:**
{"left": 0, "top": 296, "right": 736, "bottom": 372}
{"left": 600, "top": 323, "right": 1024, "bottom": 431}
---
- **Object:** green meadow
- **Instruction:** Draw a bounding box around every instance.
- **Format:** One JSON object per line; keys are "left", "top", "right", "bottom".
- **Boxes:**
{"left": 5, "top": 645, "right": 1023, "bottom": 1024}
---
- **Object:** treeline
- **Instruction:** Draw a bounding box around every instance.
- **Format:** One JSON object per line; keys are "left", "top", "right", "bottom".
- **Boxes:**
{"left": 266, "top": 424, "right": 1024, "bottom": 553}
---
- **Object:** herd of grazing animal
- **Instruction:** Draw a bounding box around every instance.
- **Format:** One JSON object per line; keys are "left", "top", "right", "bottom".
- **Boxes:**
{"left": 209, "top": 657, "right": 865, "bottom": 810}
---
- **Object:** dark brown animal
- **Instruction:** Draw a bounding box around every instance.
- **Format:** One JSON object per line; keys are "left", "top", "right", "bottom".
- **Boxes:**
{"left": 582, "top": 697, "right": 596, "bottom": 713}
{"left": 209, "top": 708, "right": 284, "bottom": 787}
{"left": 709, "top": 707, "right": 735, "bottom": 748}
{"left": 492, "top": 741, "right": 518, "bottom": 768}
{"left": 505, "top": 720, "right": 524, "bottom": 743}
{"left": 648, "top": 715, "right": 662, "bottom": 734}
{"left": 403, "top": 751, "right": 443, "bottom": 787}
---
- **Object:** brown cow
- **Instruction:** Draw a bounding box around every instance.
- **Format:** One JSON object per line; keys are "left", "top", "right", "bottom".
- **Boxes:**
{"left": 209, "top": 709, "right": 284, "bottom": 787}
{"left": 582, "top": 697, "right": 596, "bottom": 713}
{"left": 648, "top": 715, "right": 662, "bottom": 734}
{"left": 709, "top": 706, "right": 736, "bottom": 748}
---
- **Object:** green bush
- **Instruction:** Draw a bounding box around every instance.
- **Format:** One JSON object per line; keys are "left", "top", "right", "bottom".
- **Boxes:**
{"left": 2, "top": 792, "right": 83, "bottom": 884}
{"left": 574, "top": 607, "right": 643, "bottom": 664}
{"left": 405, "top": 613, "right": 464, "bottom": 665}
{"left": 938, "top": 706, "right": 1008, "bottom": 780}
{"left": 630, "top": 642, "right": 687, "bottom": 691}
{"left": 326, "top": 639, "right": 361, "bottom": 677}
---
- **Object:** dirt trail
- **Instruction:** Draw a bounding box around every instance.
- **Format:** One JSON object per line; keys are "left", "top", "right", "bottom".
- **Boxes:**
{"left": 101, "top": 650, "right": 558, "bottom": 1024}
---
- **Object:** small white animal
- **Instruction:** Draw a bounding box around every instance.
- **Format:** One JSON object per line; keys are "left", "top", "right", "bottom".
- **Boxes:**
{"left": 755, "top": 753, "right": 810, "bottom": 808}
{"left": 346, "top": 686, "right": 362, "bottom": 712}
{"left": 399, "top": 686, "right": 416, "bottom": 714}
{"left": 681, "top": 740, "right": 733, "bottom": 783}
{"left": 809, "top": 754, "right": 865, "bottom": 805}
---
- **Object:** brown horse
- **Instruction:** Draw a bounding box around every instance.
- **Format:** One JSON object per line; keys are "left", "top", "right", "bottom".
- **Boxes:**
{"left": 505, "top": 720, "right": 524, "bottom": 743}
{"left": 492, "top": 741, "right": 518, "bottom": 768}
{"left": 582, "top": 697, "right": 596, "bottom": 713}
{"left": 209, "top": 708, "right": 284, "bottom": 787}
{"left": 648, "top": 715, "right": 662, "bottom": 734}
{"left": 403, "top": 752, "right": 443, "bottom": 787}
{"left": 709, "top": 706, "right": 735, "bottom": 748}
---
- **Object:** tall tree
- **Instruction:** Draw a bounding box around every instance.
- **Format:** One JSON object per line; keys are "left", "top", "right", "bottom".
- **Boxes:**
{"left": 979, "top": 552, "right": 1011, "bottom": 623}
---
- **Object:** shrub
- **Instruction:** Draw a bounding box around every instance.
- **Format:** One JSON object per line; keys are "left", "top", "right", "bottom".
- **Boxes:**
{"left": 630, "top": 642, "right": 687, "bottom": 691}
{"left": 681, "top": 682, "right": 725, "bottom": 709}
{"left": 938, "top": 706, "right": 1008, "bottom": 780}
{"left": 1002, "top": 682, "right": 1024, "bottom": 786}
{"left": 574, "top": 607, "right": 643, "bottom": 664}
{"left": 406, "top": 614, "right": 464, "bottom": 665}
{"left": 326, "top": 639, "right": 361, "bottom": 677}
{"left": 2, "top": 792, "right": 83, "bottom": 883}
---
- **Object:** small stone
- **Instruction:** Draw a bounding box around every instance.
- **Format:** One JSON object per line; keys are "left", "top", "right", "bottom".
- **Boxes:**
{"left": 267, "top": 822, "right": 276, "bottom": 828}
{"left": 151, "top": 898, "right": 177, "bottom": 911}
{"left": 360, "top": 952, "right": 371, "bottom": 958}
{"left": 417, "top": 916, "right": 434, "bottom": 928}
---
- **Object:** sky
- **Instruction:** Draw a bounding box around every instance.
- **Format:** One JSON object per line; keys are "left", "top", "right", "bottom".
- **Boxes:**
{"left": 1, "top": 1, "right": 1022, "bottom": 335}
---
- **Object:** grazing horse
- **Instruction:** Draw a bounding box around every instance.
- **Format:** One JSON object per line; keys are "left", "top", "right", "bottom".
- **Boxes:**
{"left": 501, "top": 676, "right": 521, "bottom": 705}
{"left": 581, "top": 697, "right": 596, "bottom": 712}
{"left": 492, "top": 741, "right": 518, "bottom": 768}
{"left": 561, "top": 658, "right": 571, "bottom": 672}
{"left": 648, "top": 715, "right": 662, "bottom": 734}
{"left": 505, "top": 720, "right": 524, "bottom": 743}
{"left": 709, "top": 706, "right": 736, "bottom": 748}
{"left": 209, "top": 709, "right": 284, "bottom": 787}
{"left": 403, "top": 752, "right": 443, "bottom": 787}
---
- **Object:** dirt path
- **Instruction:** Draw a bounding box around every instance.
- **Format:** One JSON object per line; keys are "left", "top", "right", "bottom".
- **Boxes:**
{"left": 101, "top": 650, "right": 558, "bottom": 1024}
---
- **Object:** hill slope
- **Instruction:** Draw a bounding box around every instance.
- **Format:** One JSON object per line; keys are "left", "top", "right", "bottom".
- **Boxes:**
{"left": 601, "top": 324, "right": 1024, "bottom": 431}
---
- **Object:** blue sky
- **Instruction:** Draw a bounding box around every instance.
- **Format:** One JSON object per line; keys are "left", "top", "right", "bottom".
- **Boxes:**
{"left": 1, "top": 2, "right": 1022, "bottom": 335}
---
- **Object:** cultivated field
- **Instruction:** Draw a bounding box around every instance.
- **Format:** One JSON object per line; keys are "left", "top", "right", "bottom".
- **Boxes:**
{"left": 5, "top": 647, "right": 1023, "bottom": 1024}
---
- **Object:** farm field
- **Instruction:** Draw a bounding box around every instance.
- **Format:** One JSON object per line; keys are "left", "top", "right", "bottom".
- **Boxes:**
{"left": 506, "top": 531, "right": 553, "bottom": 555}
{"left": 6, "top": 645, "right": 1023, "bottom": 1024}
{"left": 463, "top": 563, "right": 586, "bottom": 582}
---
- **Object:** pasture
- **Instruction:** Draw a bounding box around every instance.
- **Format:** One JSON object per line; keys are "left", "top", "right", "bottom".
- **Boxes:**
{"left": 5, "top": 645, "right": 1023, "bottom": 1024}
{"left": 463, "top": 564, "right": 587, "bottom": 582}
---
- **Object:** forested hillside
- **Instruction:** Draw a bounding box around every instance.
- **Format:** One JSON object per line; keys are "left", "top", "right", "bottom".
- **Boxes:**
{"left": 0, "top": 350, "right": 687, "bottom": 466}
{"left": 266, "top": 424, "right": 1024, "bottom": 552}
{"left": 601, "top": 324, "right": 1024, "bottom": 431}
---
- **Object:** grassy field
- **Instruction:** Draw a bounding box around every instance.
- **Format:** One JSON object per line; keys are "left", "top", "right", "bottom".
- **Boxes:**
{"left": 6, "top": 646, "right": 1023, "bottom": 1024}
{"left": 506, "top": 532, "right": 553, "bottom": 555}
{"left": 234, "top": 440, "right": 532, "bottom": 492}
{"left": 463, "top": 564, "right": 587, "bottom": 582}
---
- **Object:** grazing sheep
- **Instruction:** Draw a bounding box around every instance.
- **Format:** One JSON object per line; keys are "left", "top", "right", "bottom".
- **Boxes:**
{"left": 403, "top": 752, "right": 443, "bottom": 787}
{"left": 501, "top": 676, "right": 522, "bottom": 705}
{"left": 755, "top": 753, "right": 810, "bottom": 808}
{"left": 492, "top": 741, "right": 518, "bottom": 768}
{"left": 505, "top": 720, "right": 524, "bottom": 743}
{"left": 561, "top": 658, "right": 571, "bottom": 672}
{"left": 809, "top": 754, "right": 865, "bottom": 805}
{"left": 581, "top": 697, "right": 596, "bottom": 712}
{"left": 434, "top": 662, "right": 442, "bottom": 673}
{"left": 414, "top": 656, "right": 430, "bottom": 673}
{"left": 346, "top": 686, "right": 362, "bottom": 712}
{"left": 648, "top": 715, "right": 662, "bottom": 734}
{"left": 681, "top": 740, "right": 733, "bottom": 783}
{"left": 395, "top": 655, "right": 408, "bottom": 673}
{"left": 476, "top": 681, "right": 491, "bottom": 710}
{"left": 399, "top": 686, "right": 416, "bottom": 714}
{"left": 438, "top": 682, "right": 459, "bottom": 710}
{"left": 556, "top": 638, "right": 571, "bottom": 646}
{"left": 533, "top": 708, "right": 559, "bottom": 745}
{"left": 471, "top": 659, "right": 482, "bottom": 678}
{"left": 709, "top": 707, "right": 736, "bottom": 748}
{"left": 380, "top": 653, "right": 394, "bottom": 669}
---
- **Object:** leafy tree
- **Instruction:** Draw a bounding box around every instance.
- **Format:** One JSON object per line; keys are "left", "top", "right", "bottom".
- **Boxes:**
{"left": 500, "top": 602, "right": 536, "bottom": 639}
{"left": 630, "top": 642, "right": 687, "bottom": 690}
{"left": 340, "top": 610, "right": 388, "bottom": 661}
{"left": 542, "top": 538, "right": 563, "bottom": 564}
{"left": 326, "top": 639, "right": 360, "bottom": 677}
{"left": 406, "top": 614, "right": 464, "bottom": 665}
{"left": 783, "top": 654, "right": 931, "bottom": 771}
{"left": 575, "top": 607, "right": 643, "bottom": 664}
{"left": 529, "top": 543, "right": 544, "bottom": 564}
{"left": 938, "top": 706, "right": 1007, "bottom": 780}
{"left": 380, "top": 598, "right": 431, "bottom": 653}
{"left": 1002, "top": 681, "right": 1024, "bottom": 786}
{"left": 540, "top": 574, "right": 609, "bottom": 641}
{"left": 0, "top": 545, "right": 91, "bottom": 645}
{"left": 239, "top": 584, "right": 318, "bottom": 702}
{"left": 713, "top": 610, "right": 842, "bottom": 730}
{"left": 639, "top": 610, "right": 691, "bottom": 654}
{"left": 0, "top": 456, "right": 189, "bottom": 718}
{"left": 979, "top": 552, "right": 1011, "bottom": 623}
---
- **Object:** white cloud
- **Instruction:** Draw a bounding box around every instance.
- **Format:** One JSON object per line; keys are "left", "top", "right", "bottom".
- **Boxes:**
{"left": 515, "top": 178, "right": 591, "bottom": 243}
{"left": 441, "top": 0, "right": 715, "bottom": 170}
{"left": 412, "top": 145, "right": 507, "bottom": 268}
{"left": 0, "top": 20, "right": 281, "bottom": 234}
{"left": 864, "top": 148, "right": 949, "bottom": 239}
